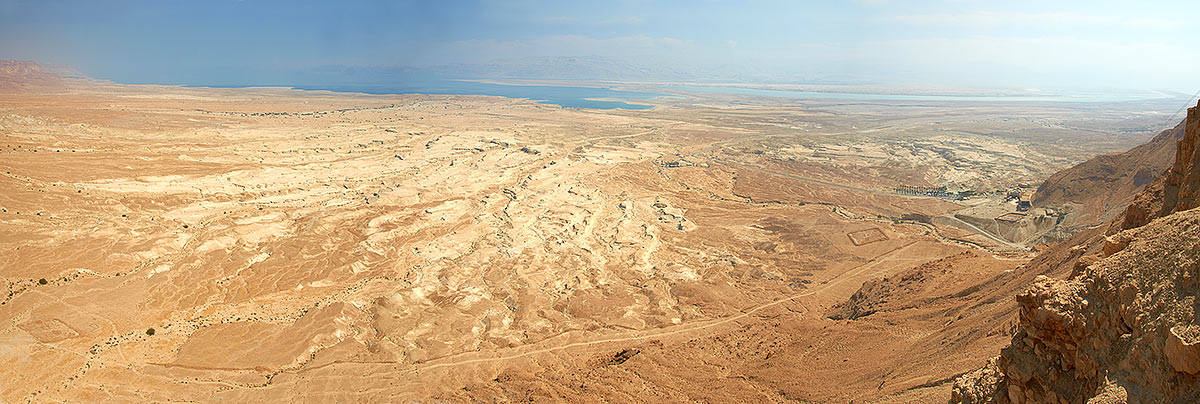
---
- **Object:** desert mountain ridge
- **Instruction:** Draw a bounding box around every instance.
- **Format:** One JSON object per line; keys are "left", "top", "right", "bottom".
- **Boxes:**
{"left": 0, "top": 60, "right": 92, "bottom": 92}
{"left": 1032, "top": 119, "right": 1186, "bottom": 232}
{"left": 952, "top": 100, "right": 1200, "bottom": 403}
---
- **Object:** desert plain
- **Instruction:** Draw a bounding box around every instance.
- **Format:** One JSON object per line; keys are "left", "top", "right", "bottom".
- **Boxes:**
{"left": 0, "top": 72, "right": 1186, "bottom": 403}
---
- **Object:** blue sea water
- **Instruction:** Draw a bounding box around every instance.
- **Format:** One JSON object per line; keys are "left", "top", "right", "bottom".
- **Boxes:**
{"left": 284, "top": 80, "right": 663, "bottom": 110}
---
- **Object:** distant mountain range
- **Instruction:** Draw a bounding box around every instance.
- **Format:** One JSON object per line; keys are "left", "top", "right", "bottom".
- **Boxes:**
{"left": 0, "top": 60, "right": 91, "bottom": 92}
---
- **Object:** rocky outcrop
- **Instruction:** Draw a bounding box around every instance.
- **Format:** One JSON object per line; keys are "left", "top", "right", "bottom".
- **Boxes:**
{"left": 1162, "top": 102, "right": 1200, "bottom": 216}
{"left": 826, "top": 266, "right": 928, "bottom": 320}
{"left": 953, "top": 101, "right": 1200, "bottom": 404}
{"left": 1167, "top": 325, "right": 1200, "bottom": 374}
{"left": 954, "top": 210, "right": 1200, "bottom": 404}
{"left": 1116, "top": 102, "right": 1200, "bottom": 232}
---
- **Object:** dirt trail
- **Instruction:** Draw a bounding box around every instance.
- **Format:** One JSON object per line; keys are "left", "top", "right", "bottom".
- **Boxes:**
{"left": 252, "top": 241, "right": 926, "bottom": 383}
{"left": 355, "top": 241, "right": 923, "bottom": 373}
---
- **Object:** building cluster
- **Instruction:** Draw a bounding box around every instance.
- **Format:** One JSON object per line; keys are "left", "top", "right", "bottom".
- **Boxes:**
{"left": 894, "top": 185, "right": 978, "bottom": 200}
{"left": 1004, "top": 188, "right": 1036, "bottom": 211}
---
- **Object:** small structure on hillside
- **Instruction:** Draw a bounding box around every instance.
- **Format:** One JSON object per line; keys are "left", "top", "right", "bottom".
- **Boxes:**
{"left": 1016, "top": 190, "right": 1035, "bottom": 211}
{"left": 996, "top": 212, "right": 1028, "bottom": 222}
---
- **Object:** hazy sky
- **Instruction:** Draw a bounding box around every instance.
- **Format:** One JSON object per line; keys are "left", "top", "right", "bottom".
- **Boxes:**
{"left": 2, "top": 0, "right": 1198, "bottom": 91}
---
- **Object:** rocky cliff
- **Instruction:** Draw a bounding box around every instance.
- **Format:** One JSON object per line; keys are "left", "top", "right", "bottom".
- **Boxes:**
{"left": 952, "top": 101, "right": 1200, "bottom": 404}
{"left": 1118, "top": 100, "right": 1200, "bottom": 231}
{"left": 1162, "top": 102, "right": 1200, "bottom": 217}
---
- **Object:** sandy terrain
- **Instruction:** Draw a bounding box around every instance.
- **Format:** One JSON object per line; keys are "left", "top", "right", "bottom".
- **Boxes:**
{"left": 0, "top": 75, "right": 1176, "bottom": 402}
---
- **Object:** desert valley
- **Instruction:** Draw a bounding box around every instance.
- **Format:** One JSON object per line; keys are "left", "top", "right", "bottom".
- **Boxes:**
{"left": 1, "top": 57, "right": 1198, "bottom": 404}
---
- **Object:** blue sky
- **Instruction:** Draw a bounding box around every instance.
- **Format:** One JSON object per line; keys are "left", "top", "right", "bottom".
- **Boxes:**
{"left": 1, "top": 0, "right": 1198, "bottom": 91}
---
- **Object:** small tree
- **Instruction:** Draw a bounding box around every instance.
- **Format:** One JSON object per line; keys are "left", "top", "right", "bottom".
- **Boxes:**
{"left": 146, "top": 328, "right": 155, "bottom": 336}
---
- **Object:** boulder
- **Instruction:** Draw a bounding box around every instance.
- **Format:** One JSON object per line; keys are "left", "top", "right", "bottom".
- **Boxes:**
{"left": 1166, "top": 325, "right": 1200, "bottom": 374}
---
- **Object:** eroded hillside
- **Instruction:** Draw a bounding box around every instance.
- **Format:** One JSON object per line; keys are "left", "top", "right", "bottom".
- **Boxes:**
{"left": 1032, "top": 120, "right": 1185, "bottom": 232}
